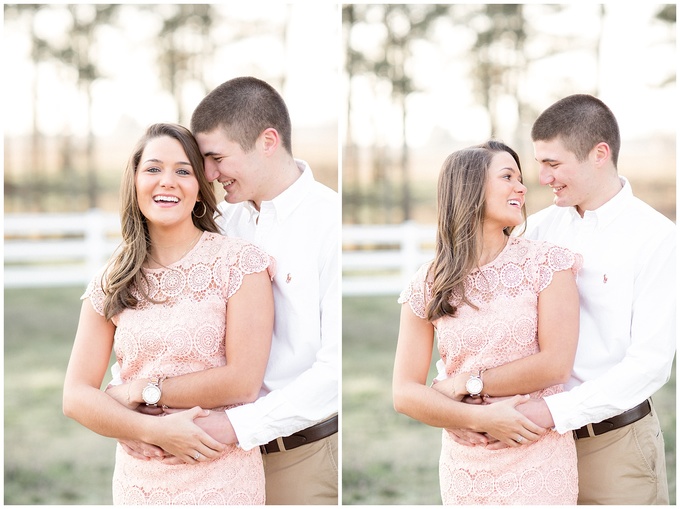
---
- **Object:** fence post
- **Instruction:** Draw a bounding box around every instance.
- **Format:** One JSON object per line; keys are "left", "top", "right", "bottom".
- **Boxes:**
{"left": 85, "top": 208, "right": 106, "bottom": 277}
{"left": 401, "top": 220, "right": 419, "bottom": 285}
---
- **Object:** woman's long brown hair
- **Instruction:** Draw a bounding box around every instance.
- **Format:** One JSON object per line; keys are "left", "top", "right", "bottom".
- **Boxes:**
{"left": 425, "top": 140, "right": 525, "bottom": 322}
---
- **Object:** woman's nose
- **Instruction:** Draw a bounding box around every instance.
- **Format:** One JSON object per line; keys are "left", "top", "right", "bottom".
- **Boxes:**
{"left": 159, "top": 169, "right": 176, "bottom": 187}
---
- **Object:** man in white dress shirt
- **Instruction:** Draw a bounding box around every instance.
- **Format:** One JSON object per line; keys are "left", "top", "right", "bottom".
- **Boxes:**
{"left": 117, "top": 77, "right": 339, "bottom": 504}
{"left": 192, "top": 77, "right": 339, "bottom": 504}
{"left": 518, "top": 94, "right": 675, "bottom": 504}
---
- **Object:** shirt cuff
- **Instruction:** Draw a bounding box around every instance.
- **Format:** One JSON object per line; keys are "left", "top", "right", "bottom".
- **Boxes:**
{"left": 544, "top": 391, "right": 575, "bottom": 434}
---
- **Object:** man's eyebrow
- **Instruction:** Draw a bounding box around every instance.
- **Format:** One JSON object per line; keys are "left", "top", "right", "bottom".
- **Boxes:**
{"left": 536, "top": 156, "right": 558, "bottom": 163}
{"left": 203, "top": 151, "right": 220, "bottom": 157}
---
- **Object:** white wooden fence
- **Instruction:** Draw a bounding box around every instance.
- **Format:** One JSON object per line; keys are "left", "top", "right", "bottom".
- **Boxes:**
{"left": 4, "top": 210, "right": 122, "bottom": 288}
{"left": 342, "top": 222, "right": 436, "bottom": 296}
{"left": 5, "top": 212, "right": 435, "bottom": 295}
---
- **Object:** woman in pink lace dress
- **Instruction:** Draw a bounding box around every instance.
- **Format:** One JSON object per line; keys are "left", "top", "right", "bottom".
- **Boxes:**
{"left": 63, "top": 123, "right": 274, "bottom": 504}
{"left": 393, "top": 141, "right": 581, "bottom": 504}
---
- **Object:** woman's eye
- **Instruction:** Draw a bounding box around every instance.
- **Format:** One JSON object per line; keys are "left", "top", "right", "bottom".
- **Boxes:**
{"left": 177, "top": 168, "right": 191, "bottom": 176}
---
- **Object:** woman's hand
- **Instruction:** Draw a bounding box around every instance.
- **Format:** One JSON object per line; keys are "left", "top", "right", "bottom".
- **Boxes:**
{"left": 148, "top": 406, "right": 227, "bottom": 464}
{"left": 445, "top": 428, "right": 500, "bottom": 447}
{"left": 478, "top": 395, "right": 547, "bottom": 447}
{"left": 105, "top": 380, "right": 151, "bottom": 410}
{"left": 432, "top": 373, "right": 486, "bottom": 445}
{"left": 430, "top": 373, "right": 476, "bottom": 402}
{"left": 119, "top": 439, "right": 168, "bottom": 460}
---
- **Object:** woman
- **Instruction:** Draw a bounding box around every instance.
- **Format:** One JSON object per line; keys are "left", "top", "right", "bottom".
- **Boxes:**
{"left": 63, "top": 123, "right": 274, "bottom": 505}
{"left": 393, "top": 140, "right": 581, "bottom": 504}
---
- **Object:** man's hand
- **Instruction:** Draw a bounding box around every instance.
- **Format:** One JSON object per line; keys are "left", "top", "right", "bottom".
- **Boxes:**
{"left": 515, "top": 397, "right": 555, "bottom": 428}
{"left": 478, "top": 395, "right": 553, "bottom": 450}
{"left": 163, "top": 408, "right": 238, "bottom": 445}
{"left": 154, "top": 409, "right": 237, "bottom": 465}
{"left": 477, "top": 395, "right": 547, "bottom": 446}
{"left": 194, "top": 410, "right": 238, "bottom": 445}
{"left": 151, "top": 407, "right": 227, "bottom": 464}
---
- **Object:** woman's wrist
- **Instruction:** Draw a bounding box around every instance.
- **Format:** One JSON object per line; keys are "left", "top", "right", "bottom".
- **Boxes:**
{"left": 130, "top": 379, "right": 148, "bottom": 405}
{"left": 452, "top": 372, "right": 471, "bottom": 398}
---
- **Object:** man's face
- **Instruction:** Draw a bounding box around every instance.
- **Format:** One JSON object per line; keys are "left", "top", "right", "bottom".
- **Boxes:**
{"left": 533, "top": 137, "right": 597, "bottom": 216}
{"left": 195, "top": 128, "right": 268, "bottom": 209}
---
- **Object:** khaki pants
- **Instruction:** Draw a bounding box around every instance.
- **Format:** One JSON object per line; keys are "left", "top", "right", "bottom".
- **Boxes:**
{"left": 262, "top": 433, "right": 338, "bottom": 505}
{"left": 575, "top": 405, "right": 668, "bottom": 505}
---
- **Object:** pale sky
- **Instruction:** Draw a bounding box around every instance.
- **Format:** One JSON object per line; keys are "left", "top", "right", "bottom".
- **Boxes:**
{"left": 4, "top": 4, "right": 675, "bottom": 153}
{"left": 3, "top": 3, "right": 339, "bottom": 138}
{"left": 345, "top": 3, "right": 676, "bottom": 148}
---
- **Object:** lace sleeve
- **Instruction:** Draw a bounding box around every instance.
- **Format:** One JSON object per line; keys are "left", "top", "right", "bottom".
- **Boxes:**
{"left": 224, "top": 241, "right": 276, "bottom": 301}
{"left": 81, "top": 272, "right": 106, "bottom": 316}
{"left": 536, "top": 243, "right": 583, "bottom": 293}
{"left": 397, "top": 263, "right": 432, "bottom": 319}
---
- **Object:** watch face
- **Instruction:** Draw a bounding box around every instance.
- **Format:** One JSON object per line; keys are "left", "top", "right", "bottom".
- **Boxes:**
{"left": 466, "top": 377, "right": 483, "bottom": 395}
{"left": 142, "top": 384, "right": 161, "bottom": 404}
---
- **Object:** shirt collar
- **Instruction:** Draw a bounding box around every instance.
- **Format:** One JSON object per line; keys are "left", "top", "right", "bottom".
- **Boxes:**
{"left": 243, "top": 159, "right": 313, "bottom": 223}
{"left": 568, "top": 176, "right": 632, "bottom": 227}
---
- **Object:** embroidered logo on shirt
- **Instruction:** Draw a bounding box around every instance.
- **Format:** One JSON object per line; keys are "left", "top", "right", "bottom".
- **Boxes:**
{"left": 603, "top": 274, "right": 608, "bottom": 284}
{"left": 286, "top": 273, "right": 292, "bottom": 283}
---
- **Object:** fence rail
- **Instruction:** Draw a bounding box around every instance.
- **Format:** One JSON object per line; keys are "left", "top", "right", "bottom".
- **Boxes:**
{"left": 4, "top": 210, "right": 122, "bottom": 288}
{"left": 342, "top": 222, "right": 435, "bottom": 296}
{"left": 5, "top": 213, "right": 434, "bottom": 294}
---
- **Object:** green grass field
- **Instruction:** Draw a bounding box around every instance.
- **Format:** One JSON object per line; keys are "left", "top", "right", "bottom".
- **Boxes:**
{"left": 342, "top": 295, "right": 676, "bottom": 505}
{"left": 4, "top": 288, "right": 675, "bottom": 504}
{"left": 5, "top": 286, "right": 116, "bottom": 504}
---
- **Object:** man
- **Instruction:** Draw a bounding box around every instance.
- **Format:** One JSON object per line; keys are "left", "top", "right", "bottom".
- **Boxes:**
{"left": 518, "top": 94, "right": 675, "bottom": 504}
{"left": 115, "top": 77, "right": 339, "bottom": 504}
{"left": 440, "top": 94, "right": 674, "bottom": 504}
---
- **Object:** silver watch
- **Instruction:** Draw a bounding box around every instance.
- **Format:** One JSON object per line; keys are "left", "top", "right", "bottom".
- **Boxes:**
{"left": 142, "top": 377, "right": 162, "bottom": 406}
{"left": 465, "top": 370, "right": 484, "bottom": 397}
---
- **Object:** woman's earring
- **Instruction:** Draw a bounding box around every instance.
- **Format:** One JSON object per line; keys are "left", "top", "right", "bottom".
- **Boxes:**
{"left": 193, "top": 200, "right": 207, "bottom": 218}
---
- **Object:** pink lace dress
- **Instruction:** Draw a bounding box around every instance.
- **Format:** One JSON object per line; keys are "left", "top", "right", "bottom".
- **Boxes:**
{"left": 83, "top": 231, "right": 274, "bottom": 505}
{"left": 399, "top": 236, "right": 581, "bottom": 505}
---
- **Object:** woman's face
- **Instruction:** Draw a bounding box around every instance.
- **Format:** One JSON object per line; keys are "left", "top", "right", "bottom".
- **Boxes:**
{"left": 483, "top": 151, "right": 527, "bottom": 229}
{"left": 135, "top": 135, "right": 200, "bottom": 229}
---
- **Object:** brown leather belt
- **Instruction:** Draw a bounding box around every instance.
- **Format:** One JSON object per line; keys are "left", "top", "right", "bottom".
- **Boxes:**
{"left": 573, "top": 399, "right": 651, "bottom": 440}
{"left": 260, "top": 414, "right": 338, "bottom": 454}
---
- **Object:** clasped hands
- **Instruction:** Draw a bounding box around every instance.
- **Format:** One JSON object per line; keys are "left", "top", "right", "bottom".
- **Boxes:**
{"left": 431, "top": 373, "right": 548, "bottom": 449}
{"left": 105, "top": 381, "right": 230, "bottom": 465}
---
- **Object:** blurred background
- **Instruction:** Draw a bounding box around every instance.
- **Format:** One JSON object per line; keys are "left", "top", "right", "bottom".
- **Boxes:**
{"left": 3, "top": 3, "right": 338, "bottom": 504}
{"left": 341, "top": 3, "right": 676, "bottom": 505}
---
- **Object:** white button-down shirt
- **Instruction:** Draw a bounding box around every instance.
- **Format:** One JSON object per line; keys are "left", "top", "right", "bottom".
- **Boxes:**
{"left": 525, "top": 177, "right": 676, "bottom": 433}
{"left": 218, "top": 160, "right": 339, "bottom": 450}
